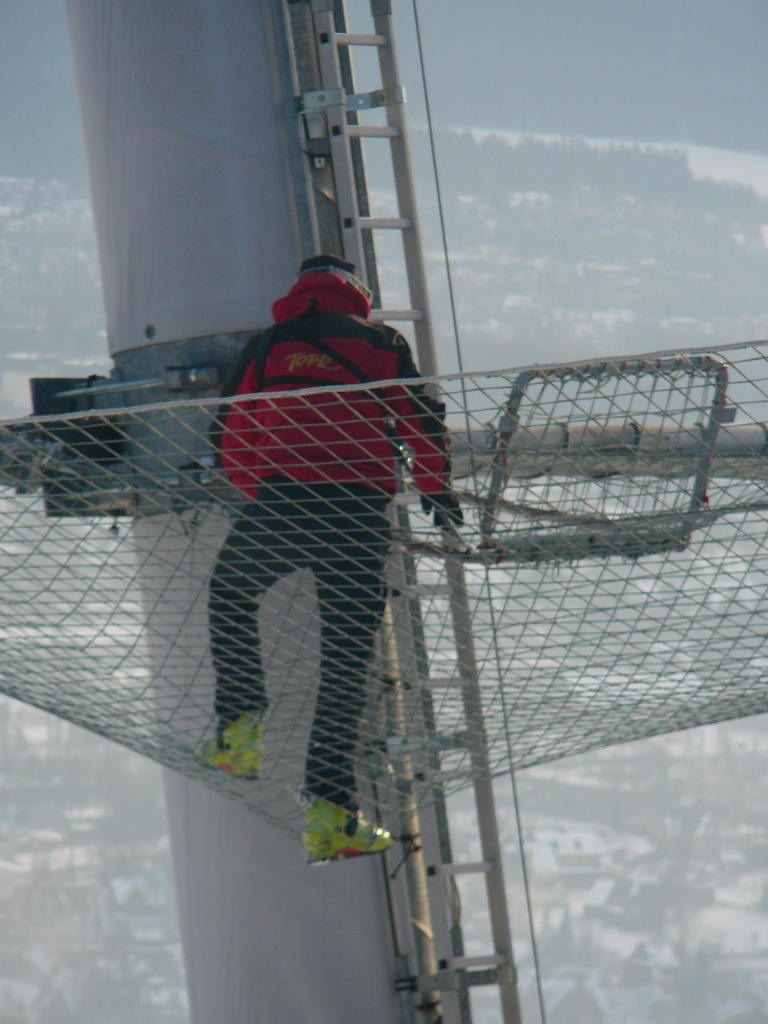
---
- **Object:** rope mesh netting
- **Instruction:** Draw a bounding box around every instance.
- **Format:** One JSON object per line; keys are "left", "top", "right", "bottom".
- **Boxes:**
{"left": 1, "top": 339, "right": 768, "bottom": 837}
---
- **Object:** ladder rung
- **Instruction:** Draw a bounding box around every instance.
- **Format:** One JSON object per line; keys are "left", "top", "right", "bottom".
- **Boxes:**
{"left": 359, "top": 216, "right": 412, "bottom": 230}
{"left": 441, "top": 860, "right": 494, "bottom": 876}
{"left": 453, "top": 954, "right": 506, "bottom": 970}
{"left": 432, "top": 770, "right": 476, "bottom": 784}
{"left": 348, "top": 124, "right": 401, "bottom": 139}
{"left": 419, "top": 676, "right": 463, "bottom": 690}
{"left": 392, "top": 491, "right": 422, "bottom": 505}
{"left": 334, "top": 32, "right": 388, "bottom": 47}
{"left": 420, "top": 967, "right": 500, "bottom": 991}
{"left": 347, "top": 86, "right": 405, "bottom": 111}
{"left": 387, "top": 733, "right": 465, "bottom": 755}
{"left": 369, "top": 308, "right": 423, "bottom": 322}
{"left": 406, "top": 584, "right": 451, "bottom": 597}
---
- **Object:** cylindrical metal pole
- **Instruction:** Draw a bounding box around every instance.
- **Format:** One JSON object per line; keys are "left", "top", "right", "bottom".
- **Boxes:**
{"left": 445, "top": 552, "right": 523, "bottom": 1024}
{"left": 370, "top": 0, "right": 437, "bottom": 376}
{"left": 382, "top": 602, "right": 443, "bottom": 1024}
{"left": 393, "top": 476, "right": 474, "bottom": 1024}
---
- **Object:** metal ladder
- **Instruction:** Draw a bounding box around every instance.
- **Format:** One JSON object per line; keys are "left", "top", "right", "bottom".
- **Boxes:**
{"left": 384, "top": 488, "right": 522, "bottom": 1024}
{"left": 295, "top": 0, "right": 438, "bottom": 372}
{"left": 287, "top": 2, "right": 523, "bottom": 1021}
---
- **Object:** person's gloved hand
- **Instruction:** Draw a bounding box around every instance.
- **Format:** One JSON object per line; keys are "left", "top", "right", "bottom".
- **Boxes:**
{"left": 421, "top": 491, "right": 464, "bottom": 528}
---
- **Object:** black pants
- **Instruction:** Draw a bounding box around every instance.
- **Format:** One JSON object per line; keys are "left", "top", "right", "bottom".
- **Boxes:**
{"left": 208, "top": 480, "right": 390, "bottom": 811}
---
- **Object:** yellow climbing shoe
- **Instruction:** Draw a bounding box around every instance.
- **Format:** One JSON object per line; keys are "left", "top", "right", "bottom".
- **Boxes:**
{"left": 303, "top": 798, "right": 392, "bottom": 864}
{"left": 196, "top": 714, "right": 264, "bottom": 779}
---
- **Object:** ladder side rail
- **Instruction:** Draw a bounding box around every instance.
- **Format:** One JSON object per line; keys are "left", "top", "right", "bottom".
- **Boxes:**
{"left": 330, "top": 0, "right": 382, "bottom": 301}
{"left": 369, "top": 634, "right": 423, "bottom": 1024}
{"left": 393, "top": 487, "right": 474, "bottom": 1024}
{"left": 266, "top": 0, "right": 322, "bottom": 258}
{"left": 369, "top": 0, "right": 437, "bottom": 376}
{"left": 285, "top": 0, "right": 342, "bottom": 256}
{"left": 444, "top": 551, "right": 523, "bottom": 1024}
{"left": 311, "top": 0, "right": 367, "bottom": 274}
{"left": 381, "top": 596, "right": 443, "bottom": 1024}
{"left": 386, "top": 479, "right": 472, "bottom": 1024}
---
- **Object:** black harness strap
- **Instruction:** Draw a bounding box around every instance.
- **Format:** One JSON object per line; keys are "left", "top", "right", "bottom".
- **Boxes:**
{"left": 210, "top": 316, "right": 406, "bottom": 462}
{"left": 261, "top": 374, "right": 333, "bottom": 390}
{"left": 208, "top": 324, "right": 280, "bottom": 463}
{"left": 297, "top": 335, "right": 374, "bottom": 387}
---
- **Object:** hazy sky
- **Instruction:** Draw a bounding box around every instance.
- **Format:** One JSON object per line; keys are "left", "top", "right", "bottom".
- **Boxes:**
{"left": 400, "top": 0, "right": 768, "bottom": 153}
{"left": 3, "top": 0, "right": 768, "bottom": 197}
{"left": 0, "top": 1, "right": 87, "bottom": 190}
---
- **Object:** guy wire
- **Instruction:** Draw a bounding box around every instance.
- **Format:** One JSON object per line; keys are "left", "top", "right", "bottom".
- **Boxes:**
{"left": 411, "top": 4, "right": 547, "bottom": 1015}
{"left": 410, "top": 0, "right": 465, "bottom": 380}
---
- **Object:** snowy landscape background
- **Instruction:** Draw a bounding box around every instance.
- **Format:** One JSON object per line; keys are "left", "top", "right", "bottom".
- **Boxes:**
{"left": 3, "top": 1, "right": 768, "bottom": 1022}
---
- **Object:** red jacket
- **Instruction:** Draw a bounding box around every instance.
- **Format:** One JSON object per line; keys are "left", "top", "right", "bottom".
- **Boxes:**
{"left": 217, "top": 274, "right": 451, "bottom": 499}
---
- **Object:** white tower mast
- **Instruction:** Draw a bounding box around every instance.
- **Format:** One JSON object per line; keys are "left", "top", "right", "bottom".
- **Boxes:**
{"left": 64, "top": 2, "right": 401, "bottom": 1021}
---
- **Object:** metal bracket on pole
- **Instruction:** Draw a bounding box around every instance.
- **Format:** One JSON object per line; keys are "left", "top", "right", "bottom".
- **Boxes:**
{"left": 299, "top": 85, "right": 405, "bottom": 111}
{"left": 421, "top": 967, "right": 509, "bottom": 992}
{"left": 347, "top": 85, "right": 405, "bottom": 109}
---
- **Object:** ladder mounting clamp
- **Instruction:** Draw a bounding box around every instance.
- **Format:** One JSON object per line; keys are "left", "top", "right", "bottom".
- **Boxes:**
{"left": 419, "top": 967, "right": 500, "bottom": 991}
{"left": 394, "top": 974, "right": 418, "bottom": 993}
{"left": 347, "top": 86, "right": 405, "bottom": 110}
{"left": 299, "top": 86, "right": 405, "bottom": 113}
{"left": 299, "top": 88, "right": 344, "bottom": 112}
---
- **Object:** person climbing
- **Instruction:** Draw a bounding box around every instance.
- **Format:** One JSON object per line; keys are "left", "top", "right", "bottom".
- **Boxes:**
{"left": 197, "top": 254, "right": 462, "bottom": 863}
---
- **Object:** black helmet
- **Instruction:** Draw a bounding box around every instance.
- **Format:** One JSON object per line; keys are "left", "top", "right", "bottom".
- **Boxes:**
{"left": 297, "top": 254, "right": 372, "bottom": 303}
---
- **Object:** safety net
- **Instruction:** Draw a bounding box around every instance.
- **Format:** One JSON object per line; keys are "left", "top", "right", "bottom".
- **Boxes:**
{"left": 1, "top": 338, "right": 768, "bottom": 837}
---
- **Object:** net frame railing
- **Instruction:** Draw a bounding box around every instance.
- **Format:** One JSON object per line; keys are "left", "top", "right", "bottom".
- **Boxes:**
{"left": 1, "top": 338, "right": 768, "bottom": 834}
